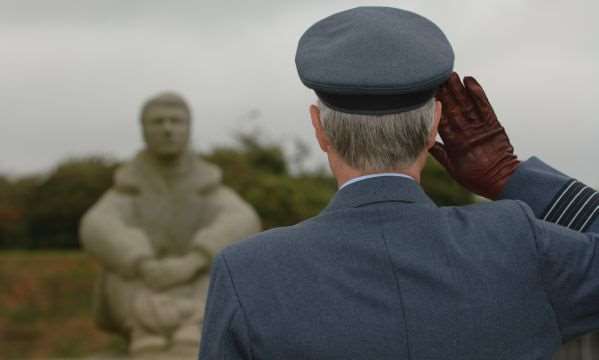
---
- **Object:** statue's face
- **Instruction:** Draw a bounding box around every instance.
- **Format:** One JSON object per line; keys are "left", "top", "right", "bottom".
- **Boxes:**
{"left": 142, "top": 105, "right": 191, "bottom": 159}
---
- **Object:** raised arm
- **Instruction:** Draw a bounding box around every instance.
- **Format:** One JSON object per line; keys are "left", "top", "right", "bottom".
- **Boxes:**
{"left": 519, "top": 202, "right": 599, "bottom": 341}
{"left": 432, "top": 72, "right": 599, "bottom": 232}
{"left": 433, "top": 73, "right": 599, "bottom": 341}
{"left": 502, "top": 158, "right": 599, "bottom": 233}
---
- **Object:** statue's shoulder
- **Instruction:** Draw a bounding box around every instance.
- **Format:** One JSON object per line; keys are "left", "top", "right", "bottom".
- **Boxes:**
{"left": 192, "top": 156, "right": 223, "bottom": 194}
{"left": 112, "top": 154, "right": 145, "bottom": 195}
{"left": 111, "top": 152, "right": 224, "bottom": 195}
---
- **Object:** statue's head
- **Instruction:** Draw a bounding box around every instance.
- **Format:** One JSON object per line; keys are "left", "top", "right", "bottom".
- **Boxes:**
{"left": 140, "top": 92, "right": 191, "bottom": 161}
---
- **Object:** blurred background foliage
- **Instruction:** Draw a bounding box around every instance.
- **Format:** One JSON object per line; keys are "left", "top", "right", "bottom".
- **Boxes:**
{"left": 0, "top": 131, "right": 473, "bottom": 250}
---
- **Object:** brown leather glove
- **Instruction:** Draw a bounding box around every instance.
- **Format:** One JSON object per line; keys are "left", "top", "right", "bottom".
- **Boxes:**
{"left": 430, "top": 73, "right": 520, "bottom": 200}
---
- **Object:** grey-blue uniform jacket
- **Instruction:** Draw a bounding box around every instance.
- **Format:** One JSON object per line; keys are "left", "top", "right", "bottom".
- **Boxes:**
{"left": 199, "top": 157, "right": 599, "bottom": 359}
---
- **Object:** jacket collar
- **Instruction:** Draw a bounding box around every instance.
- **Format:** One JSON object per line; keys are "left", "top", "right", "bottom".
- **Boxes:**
{"left": 323, "top": 175, "right": 436, "bottom": 213}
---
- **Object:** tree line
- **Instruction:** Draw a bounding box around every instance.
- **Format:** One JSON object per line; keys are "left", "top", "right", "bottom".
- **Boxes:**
{"left": 0, "top": 133, "right": 473, "bottom": 249}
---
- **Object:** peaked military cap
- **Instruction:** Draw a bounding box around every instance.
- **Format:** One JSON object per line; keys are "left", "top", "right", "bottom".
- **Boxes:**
{"left": 296, "top": 6, "right": 454, "bottom": 114}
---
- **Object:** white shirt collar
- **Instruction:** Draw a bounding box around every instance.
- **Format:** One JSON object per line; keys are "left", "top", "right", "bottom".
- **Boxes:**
{"left": 339, "top": 173, "right": 415, "bottom": 190}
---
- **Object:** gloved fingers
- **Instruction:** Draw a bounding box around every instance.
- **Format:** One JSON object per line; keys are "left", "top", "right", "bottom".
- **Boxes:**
{"left": 436, "top": 82, "right": 462, "bottom": 133}
{"left": 463, "top": 76, "right": 497, "bottom": 123}
{"left": 438, "top": 72, "right": 474, "bottom": 131}
{"left": 447, "top": 73, "right": 475, "bottom": 120}
{"left": 429, "top": 141, "right": 451, "bottom": 170}
{"left": 463, "top": 76, "right": 489, "bottom": 102}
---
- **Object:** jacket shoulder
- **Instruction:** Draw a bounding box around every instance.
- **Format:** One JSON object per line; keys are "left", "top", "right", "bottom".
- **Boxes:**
{"left": 221, "top": 221, "right": 310, "bottom": 260}
{"left": 439, "top": 199, "right": 538, "bottom": 256}
{"left": 442, "top": 198, "right": 533, "bottom": 223}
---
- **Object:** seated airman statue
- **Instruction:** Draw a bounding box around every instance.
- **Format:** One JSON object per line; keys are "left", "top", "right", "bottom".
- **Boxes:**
{"left": 80, "top": 92, "right": 261, "bottom": 358}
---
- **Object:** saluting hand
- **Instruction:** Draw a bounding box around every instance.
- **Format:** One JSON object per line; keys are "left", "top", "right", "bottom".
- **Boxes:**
{"left": 430, "top": 73, "right": 520, "bottom": 200}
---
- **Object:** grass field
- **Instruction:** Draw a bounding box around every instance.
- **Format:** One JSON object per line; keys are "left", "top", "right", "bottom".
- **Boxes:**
{"left": 0, "top": 251, "right": 126, "bottom": 359}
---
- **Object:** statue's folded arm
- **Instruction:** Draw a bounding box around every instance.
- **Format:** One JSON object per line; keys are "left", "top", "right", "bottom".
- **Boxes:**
{"left": 80, "top": 189, "right": 154, "bottom": 278}
{"left": 190, "top": 185, "right": 261, "bottom": 258}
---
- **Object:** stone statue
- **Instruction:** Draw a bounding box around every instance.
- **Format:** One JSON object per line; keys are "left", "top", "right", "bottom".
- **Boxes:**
{"left": 80, "top": 92, "right": 261, "bottom": 358}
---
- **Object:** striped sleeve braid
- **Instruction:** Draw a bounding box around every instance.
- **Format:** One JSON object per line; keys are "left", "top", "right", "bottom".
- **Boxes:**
{"left": 542, "top": 179, "right": 599, "bottom": 232}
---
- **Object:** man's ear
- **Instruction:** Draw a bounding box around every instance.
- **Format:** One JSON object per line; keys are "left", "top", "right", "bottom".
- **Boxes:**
{"left": 427, "top": 100, "right": 442, "bottom": 149}
{"left": 310, "top": 104, "right": 331, "bottom": 153}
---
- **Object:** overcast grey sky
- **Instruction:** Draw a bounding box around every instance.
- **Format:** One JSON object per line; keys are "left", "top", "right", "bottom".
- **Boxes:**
{"left": 1, "top": 0, "right": 597, "bottom": 185}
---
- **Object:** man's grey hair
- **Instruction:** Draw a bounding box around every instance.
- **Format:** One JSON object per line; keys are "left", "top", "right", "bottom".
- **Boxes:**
{"left": 318, "top": 98, "right": 436, "bottom": 171}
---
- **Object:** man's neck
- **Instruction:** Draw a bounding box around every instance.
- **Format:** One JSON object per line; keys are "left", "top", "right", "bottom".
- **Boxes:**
{"left": 329, "top": 152, "right": 426, "bottom": 188}
{"left": 339, "top": 172, "right": 415, "bottom": 190}
{"left": 332, "top": 164, "right": 422, "bottom": 188}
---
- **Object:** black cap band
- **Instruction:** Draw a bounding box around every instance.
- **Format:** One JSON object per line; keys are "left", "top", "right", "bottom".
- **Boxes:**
{"left": 316, "top": 89, "right": 436, "bottom": 115}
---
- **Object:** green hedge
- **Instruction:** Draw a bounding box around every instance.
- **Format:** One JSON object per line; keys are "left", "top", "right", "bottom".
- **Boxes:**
{"left": 0, "top": 133, "right": 473, "bottom": 249}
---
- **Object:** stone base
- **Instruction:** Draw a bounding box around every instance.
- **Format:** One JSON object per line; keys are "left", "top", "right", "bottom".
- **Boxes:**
{"left": 84, "top": 343, "right": 199, "bottom": 360}
{"left": 554, "top": 332, "right": 599, "bottom": 360}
